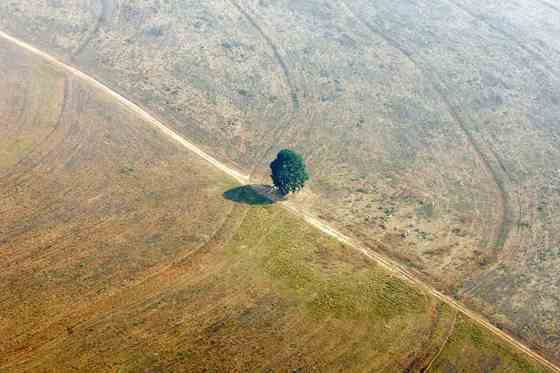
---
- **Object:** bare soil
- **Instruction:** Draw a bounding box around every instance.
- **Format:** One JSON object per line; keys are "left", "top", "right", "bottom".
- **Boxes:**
{"left": 0, "top": 36, "right": 553, "bottom": 372}
{"left": 1, "top": 0, "right": 560, "bottom": 367}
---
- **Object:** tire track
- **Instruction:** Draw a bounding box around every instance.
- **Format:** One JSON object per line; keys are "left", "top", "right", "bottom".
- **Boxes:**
{"left": 4, "top": 32, "right": 251, "bottom": 184}
{"left": 227, "top": 0, "right": 302, "bottom": 179}
{"left": 0, "top": 77, "right": 69, "bottom": 180}
{"left": 2, "top": 88, "right": 114, "bottom": 235}
{"left": 412, "top": 0, "right": 560, "bottom": 295}
{"left": 535, "top": 0, "right": 560, "bottom": 14}
{"left": 459, "top": 260, "right": 502, "bottom": 297}
{"left": 3, "top": 77, "right": 30, "bottom": 151}
{"left": 0, "top": 85, "right": 84, "bottom": 210}
{"left": 1, "top": 203, "right": 249, "bottom": 369}
{"left": 339, "top": 0, "right": 510, "bottom": 254}
{"left": 1, "top": 29, "right": 558, "bottom": 372}
{"left": 0, "top": 108, "right": 79, "bottom": 192}
{"left": 0, "top": 184, "right": 77, "bottom": 249}
{"left": 72, "top": 0, "right": 114, "bottom": 58}
{"left": 421, "top": 309, "right": 458, "bottom": 372}
{"left": 445, "top": 0, "right": 560, "bottom": 77}
{"left": 400, "top": 301, "right": 449, "bottom": 371}
{"left": 0, "top": 214, "right": 114, "bottom": 274}
{"left": 228, "top": 0, "right": 299, "bottom": 112}
{"left": 88, "top": 204, "right": 274, "bottom": 334}
{"left": 282, "top": 201, "right": 559, "bottom": 372}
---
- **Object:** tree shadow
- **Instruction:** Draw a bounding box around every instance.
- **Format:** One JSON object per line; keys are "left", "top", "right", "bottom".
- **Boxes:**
{"left": 223, "top": 185, "right": 284, "bottom": 205}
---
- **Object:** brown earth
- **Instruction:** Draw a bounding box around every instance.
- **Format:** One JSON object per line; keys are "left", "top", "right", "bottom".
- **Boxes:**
{"left": 1, "top": 0, "right": 560, "bottom": 367}
{"left": 0, "top": 34, "right": 554, "bottom": 372}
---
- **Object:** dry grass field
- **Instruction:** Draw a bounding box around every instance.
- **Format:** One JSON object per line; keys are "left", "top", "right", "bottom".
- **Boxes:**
{"left": 1, "top": 0, "right": 560, "bottom": 368}
{"left": 0, "top": 36, "right": 553, "bottom": 372}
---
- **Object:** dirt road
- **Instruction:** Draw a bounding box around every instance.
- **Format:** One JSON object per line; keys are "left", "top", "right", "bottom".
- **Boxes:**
{"left": 1, "top": 29, "right": 558, "bottom": 373}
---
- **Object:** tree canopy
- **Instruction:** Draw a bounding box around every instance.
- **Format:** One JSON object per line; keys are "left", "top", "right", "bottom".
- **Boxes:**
{"left": 270, "top": 149, "right": 309, "bottom": 196}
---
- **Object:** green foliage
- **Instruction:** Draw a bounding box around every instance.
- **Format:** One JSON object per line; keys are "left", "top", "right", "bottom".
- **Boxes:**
{"left": 270, "top": 149, "right": 309, "bottom": 195}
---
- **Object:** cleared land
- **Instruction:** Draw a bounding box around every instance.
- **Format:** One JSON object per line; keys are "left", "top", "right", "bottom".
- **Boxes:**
{"left": 0, "top": 36, "right": 554, "bottom": 372}
{"left": 2, "top": 0, "right": 560, "bottom": 366}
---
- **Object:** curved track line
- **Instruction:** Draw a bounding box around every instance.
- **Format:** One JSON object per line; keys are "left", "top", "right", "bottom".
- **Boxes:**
{"left": 282, "top": 202, "right": 559, "bottom": 372}
{"left": 1, "top": 29, "right": 558, "bottom": 372}
{"left": 228, "top": 0, "right": 299, "bottom": 112}
{"left": 0, "top": 31, "right": 250, "bottom": 184}
{"left": 4, "top": 76, "right": 30, "bottom": 151}
{"left": 227, "top": 0, "right": 302, "bottom": 178}
{"left": 73, "top": 0, "right": 114, "bottom": 58}
{"left": 339, "top": 0, "right": 510, "bottom": 254}
{"left": 445, "top": 0, "right": 560, "bottom": 75}
{"left": 1, "top": 202, "right": 247, "bottom": 368}
{"left": 536, "top": 0, "right": 560, "bottom": 14}
{"left": 0, "top": 77, "right": 69, "bottom": 180}
{"left": 421, "top": 310, "right": 457, "bottom": 372}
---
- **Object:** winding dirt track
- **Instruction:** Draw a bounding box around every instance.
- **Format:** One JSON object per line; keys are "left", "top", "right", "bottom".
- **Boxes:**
{"left": 1, "top": 29, "right": 559, "bottom": 373}
{"left": 338, "top": 0, "right": 510, "bottom": 256}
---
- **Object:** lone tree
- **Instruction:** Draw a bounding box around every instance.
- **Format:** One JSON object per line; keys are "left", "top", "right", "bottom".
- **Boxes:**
{"left": 270, "top": 149, "right": 309, "bottom": 196}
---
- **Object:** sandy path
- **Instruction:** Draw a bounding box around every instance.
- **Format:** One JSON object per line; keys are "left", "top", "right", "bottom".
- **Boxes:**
{"left": 1, "top": 29, "right": 558, "bottom": 373}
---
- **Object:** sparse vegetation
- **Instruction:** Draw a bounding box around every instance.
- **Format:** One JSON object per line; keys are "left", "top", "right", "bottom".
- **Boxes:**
{"left": 1, "top": 0, "right": 560, "bottom": 369}
{"left": 0, "top": 39, "right": 552, "bottom": 372}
